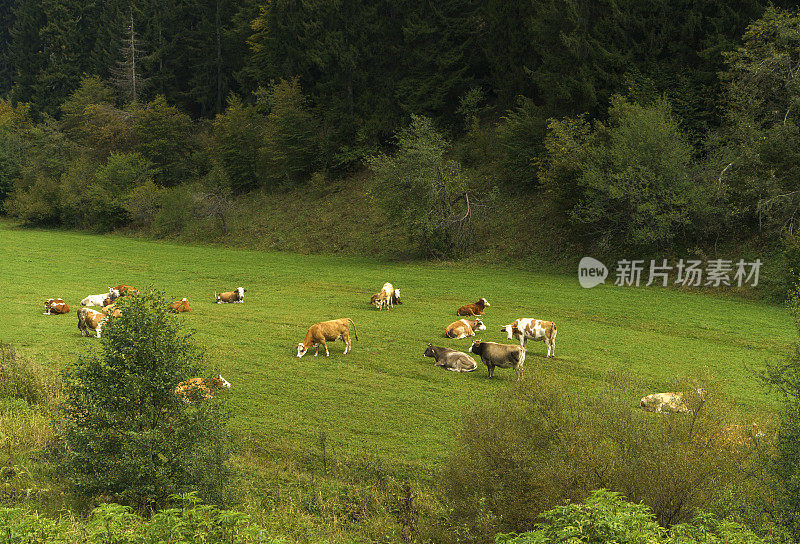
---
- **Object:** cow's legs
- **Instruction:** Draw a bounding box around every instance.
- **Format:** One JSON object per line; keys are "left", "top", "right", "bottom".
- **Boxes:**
{"left": 314, "top": 343, "right": 320, "bottom": 356}
{"left": 321, "top": 340, "right": 329, "bottom": 356}
{"left": 487, "top": 364, "right": 494, "bottom": 378}
{"left": 343, "top": 333, "right": 351, "bottom": 354}
{"left": 548, "top": 337, "right": 555, "bottom": 358}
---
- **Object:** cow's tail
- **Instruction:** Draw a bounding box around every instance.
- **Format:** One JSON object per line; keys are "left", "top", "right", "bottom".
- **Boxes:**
{"left": 348, "top": 318, "right": 359, "bottom": 341}
{"left": 214, "top": 291, "right": 218, "bottom": 302}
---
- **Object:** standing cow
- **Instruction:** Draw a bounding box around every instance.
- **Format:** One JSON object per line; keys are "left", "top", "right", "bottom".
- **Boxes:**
{"left": 468, "top": 340, "right": 526, "bottom": 380}
{"left": 297, "top": 318, "right": 358, "bottom": 357}
{"left": 501, "top": 318, "right": 558, "bottom": 358}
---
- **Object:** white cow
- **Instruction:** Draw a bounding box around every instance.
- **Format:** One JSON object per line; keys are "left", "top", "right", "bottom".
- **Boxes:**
{"left": 81, "top": 287, "right": 119, "bottom": 307}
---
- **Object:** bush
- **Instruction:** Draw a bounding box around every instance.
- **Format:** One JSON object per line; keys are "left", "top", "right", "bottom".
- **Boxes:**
{"left": 60, "top": 291, "right": 231, "bottom": 510}
{"left": 441, "top": 373, "right": 756, "bottom": 541}
{"left": 0, "top": 344, "right": 61, "bottom": 407}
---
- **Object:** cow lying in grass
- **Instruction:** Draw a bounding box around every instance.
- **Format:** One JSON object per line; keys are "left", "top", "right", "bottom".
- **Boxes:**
{"left": 43, "top": 298, "right": 69, "bottom": 315}
{"left": 456, "top": 298, "right": 490, "bottom": 316}
{"left": 468, "top": 340, "right": 526, "bottom": 380}
{"left": 174, "top": 375, "right": 231, "bottom": 403}
{"left": 113, "top": 284, "right": 139, "bottom": 297}
{"left": 81, "top": 287, "right": 119, "bottom": 307}
{"left": 423, "top": 343, "right": 477, "bottom": 372}
{"left": 639, "top": 389, "right": 706, "bottom": 413}
{"left": 77, "top": 307, "right": 106, "bottom": 338}
{"left": 169, "top": 298, "right": 191, "bottom": 312}
{"left": 216, "top": 287, "right": 246, "bottom": 303}
{"left": 445, "top": 318, "right": 486, "bottom": 339}
{"left": 501, "top": 318, "right": 558, "bottom": 358}
{"left": 297, "top": 318, "right": 358, "bottom": 357}
{"left": 100, "top": 303, "right": 122, "bottom": 317}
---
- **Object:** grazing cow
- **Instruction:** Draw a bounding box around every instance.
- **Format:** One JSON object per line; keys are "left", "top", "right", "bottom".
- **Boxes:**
{"left": 372, "top": 283, "right": 401, "bottom": 310}
{"left": 43, "top": 298, "right": 69, "bottom": 315}
{"left": 501, "top": 318, "right": 558, "bottom": 358}
{"left": 468, "top": 340, "right": 526, "bottom": 380}
{"left": 113, "top": 284, "right": 139, "bottom": 297}
{"left": 297, "top": 318, "right": 358, "bottom": 357}
{"left": 423, "top": 343, "right": 478, "bottom": 372}
{"left": 216, "top": 287, "right": 246, "bottom": 304}
{"left": 169, "top": 298, "right": 191, "bottom": 313}
{"left": 100, "top": 303, "right": 122, "bottom": 317}
{"left": 174, "top": 375, "right": 231, "bottom": 403}
{"left": 445, "top": 318, "right": 486, "bottom": 339}
{"left": 81, "top": 287, "right": 119, "bottom": 307}
{"left": 77, "top": 308, "right": 107, "bottom": 338}
{"left": 456, "top": 298, "right": 490, "bottom": 317}
{"left": 639, "top": 389, "right": 706, "bottom": 414}
{"left": 371, "top": 291, "right": 389, "bottom": 310}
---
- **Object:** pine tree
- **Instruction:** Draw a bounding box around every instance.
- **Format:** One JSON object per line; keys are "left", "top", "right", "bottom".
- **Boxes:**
{"left": 110, "top": 4, "right": 148, "bottom": 105}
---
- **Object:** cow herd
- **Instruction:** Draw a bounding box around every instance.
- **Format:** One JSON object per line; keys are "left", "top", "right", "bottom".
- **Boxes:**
{"left": 42, "top": 279, "right": 719, "bottom": 415}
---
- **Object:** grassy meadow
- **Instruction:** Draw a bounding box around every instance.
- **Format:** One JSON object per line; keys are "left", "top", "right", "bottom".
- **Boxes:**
{"left": 0, "top": 221, "right": 795, "bottom": 471}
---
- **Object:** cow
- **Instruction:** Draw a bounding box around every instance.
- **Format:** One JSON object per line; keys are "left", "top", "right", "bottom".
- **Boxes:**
{"left": 81, "top": 287, "right": 119, "bottom": 307}
{"left": 100, "top": 303, "right": 122, "bottom": 317}
{"left": 372, "top": 283, "right": 401, "bottom": 310}
{"left": 77, "top": 307, "right": 107, "bottom": 338}
{"left": 113, "top": 285, "right": 139, "bottom": 297}
{"left": 468, "top": 340, "right": 526, "bottom": 380}
{"left": 501, "top": 318, "right": 558, "bottom": 358}
{"left": 456, "top": 298, "right": 490, "bottom": 317}
{"left": 174, "top": 375, "right": 231, "bottom": 403}
{"left": 445, "top": 318, "right": 486, "bottom": 339}
{"left": 297, "top": 318, "right": 358, "bottom": 357}
{"left": 169, "top": 298, "right": 191, "bottom": 313}
{"left": 423, "top": 343, "right": 478, "bottom": 372}
{"left": 216, "top": 287, "right": 246, "bottom": 304}
{"left": 639, "top": 389, "right": 706, "bottom": 414}
{"left": 43, "top": 298, "right": 69, "bottom": 315}
{"left": 371, "top": 291, "right": 389, "bottom": 310}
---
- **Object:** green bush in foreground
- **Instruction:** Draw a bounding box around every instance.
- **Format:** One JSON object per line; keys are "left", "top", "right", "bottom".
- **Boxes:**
{"left": 0, "top": 493, "right": 275, "bottom": 543}
{"left": 496, "top": 489, "right": 767, "bottom": 544}
{"left": 60, "top": 291, "right": 231, "bottom": 510}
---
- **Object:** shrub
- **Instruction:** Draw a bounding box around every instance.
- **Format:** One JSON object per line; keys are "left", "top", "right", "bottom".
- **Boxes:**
{"left": 60, "top": 291, "right": 231, "bottom": 510}
{"left": 0, "top": 344, "right": 61, "bottom": 407}
{"left": 442, "top": 373, "right": 755, "bottom": 541}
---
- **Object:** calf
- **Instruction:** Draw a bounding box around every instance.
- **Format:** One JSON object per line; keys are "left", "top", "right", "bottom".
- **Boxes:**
{"left": 639, "top": 389, "right": 706, "bottom": 414}
{"left": 445, "top": 318, "right": 486, "bottom": 339}
{"left": 468, "top": 340, "right": 526, "bottom": 380}
{"left": 501, "top": 318, "right": 558, "bottom": 358}
{"left": 174, "top": 375, "right": 231, "bottom": 403}
{"left": 169, "top": 298, "right": 191, "bottom": 313}
{"left": 456, "top": 298, "right": 490, "bottom": 317}
{"left": 216, "top": 287, "right": 246, "bottom": 303}
{"left": 297, "top": 318, "right": 358, "bottom": 357}
{"left": 43, "top": 298, "right": 69, "bottom": 315}
{"left": 371, "top": 291, "right": 389, "bottom": 310}
{"left": 423, "top": 343, "right": 477, "bottom": 372}
{"left": 81, "top": 287, "right": 119, "bottom": 307}
{"left": 77, "top": 307, "right": 107, "bottom": 338}
{"left": 372, "top": 283, "right": 401, "bottom": 310}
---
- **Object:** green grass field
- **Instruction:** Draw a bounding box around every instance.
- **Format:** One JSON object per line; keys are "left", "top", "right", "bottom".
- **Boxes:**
{"left": 0, "top": 222, "right": 795, "bottom": 469}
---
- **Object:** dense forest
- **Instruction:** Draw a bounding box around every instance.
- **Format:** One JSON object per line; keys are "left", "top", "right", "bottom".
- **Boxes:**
{"left": 2, "top": 1, "right": 800, "bottom": 292}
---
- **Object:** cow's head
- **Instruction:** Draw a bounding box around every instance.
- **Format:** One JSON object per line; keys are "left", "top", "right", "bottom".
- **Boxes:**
{"left": 423, "top": 343, "right": 435, "bottom": 358}
{"left": 297, "top": 343, "right": 309, "bottom": 358}
{"left": 213, "top": 375, "right": 231, "bottom": 389}
{"left": 468, "top": 340, "right": 482, "bottom": 354}
{"left": 479, "top": 298, "right": 490, "bottom": 307}
{"left": 500, "top": 323, "right": 515, "bottom": 340}
{"left": 237, "top": 287, "right": 247, "bottom": 298}
{"left": 108, "top": 287, "right": 120, "bottom": 300}
{"left": 474, "top": 319, "right": 486, "bottom": 332}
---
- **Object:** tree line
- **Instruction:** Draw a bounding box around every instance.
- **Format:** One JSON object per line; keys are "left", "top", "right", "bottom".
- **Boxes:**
{"left": 2, "top": 2, "right": 800, "bottom": 292}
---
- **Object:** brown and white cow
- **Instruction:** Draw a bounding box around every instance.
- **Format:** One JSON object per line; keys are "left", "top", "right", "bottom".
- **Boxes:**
{"left": 174, "top": 375, "right": 231, "bottom": 403}
{"left": 43, "top": 298, "right": 70, "bottom": 315}
{"left": 113, "top": 284, "right": 139, "bottom": 297}
{"left": 81, "top": 287, "right": 119, "bottom": 307}
{"left": 423, "top": 343, "right": 478, "bottom": 372}
{"left": 100, "top": 303, "right": 122, "bottom": 317}
{"left": 639, "top": 389, "right": 706, "bottom": 414}
{"left": 468, "top": 340, "right": 526, "bottom": 380}
{"left": 456, "top": 298, "right": 490, "bottom": 317}
{"left": 445, "top": 318, "right": 486, "bottom": 339}
{"left": 216, "top": 287, "right": 246, "bottom": 304}
{"left": 77, "top": 307, "right": 107, "bottom": 338}
{"left": 372, "top": 283, "right": 401, "bottom": 310}
{"left": 501, "top": 318, "right": 558, "bottom": 358}
{"left": 169, "top": 298, "right": 191, "bottom": 313}
{"left": 297, "top": 318, "right": 358, "bottom": 357}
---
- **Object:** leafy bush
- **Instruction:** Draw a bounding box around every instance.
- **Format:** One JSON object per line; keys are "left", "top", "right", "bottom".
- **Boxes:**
{"left": 60, "top": 291, "right": 231, "bottom": 510}
{"left": 442, "top": 373, "right": 755, "bottom": 541}
{"left": 133, "top": 95, "right": 195, "bottom": 186}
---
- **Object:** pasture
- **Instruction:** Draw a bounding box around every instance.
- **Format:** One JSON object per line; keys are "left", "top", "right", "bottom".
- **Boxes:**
{"left": 0, "top": 222, "right": 795, "bottom": 469}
